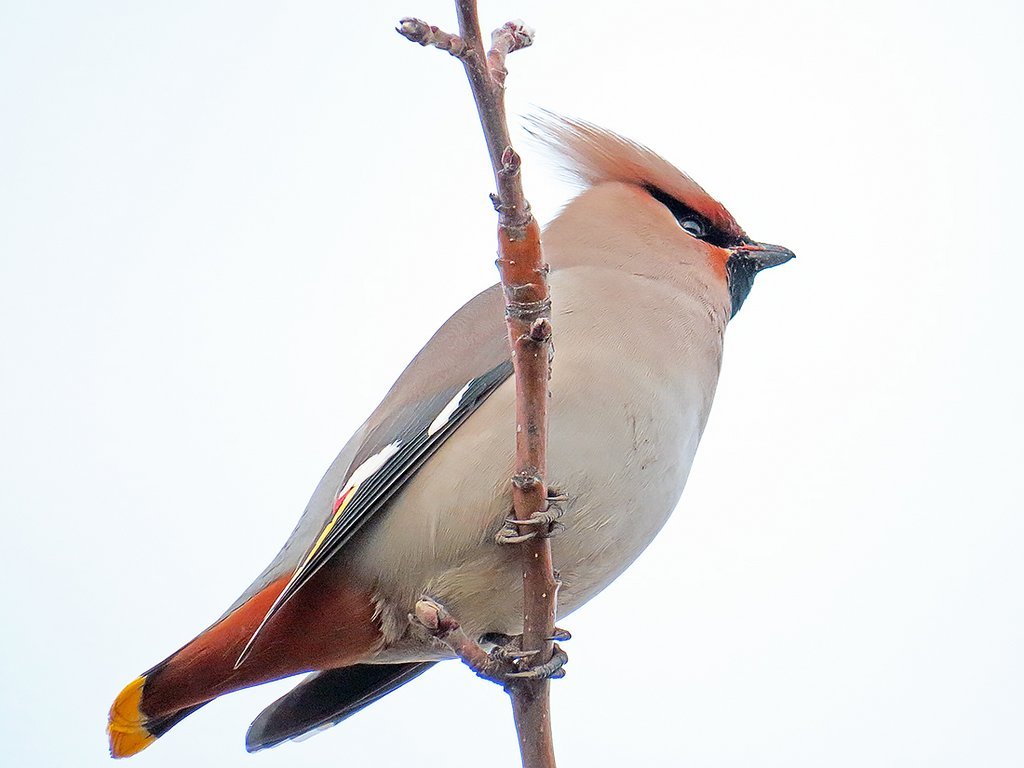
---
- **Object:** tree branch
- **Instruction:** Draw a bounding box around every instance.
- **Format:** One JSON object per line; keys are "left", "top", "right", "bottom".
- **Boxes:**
{"left": 398, "top": 5, "right": 558, "bottom": 768}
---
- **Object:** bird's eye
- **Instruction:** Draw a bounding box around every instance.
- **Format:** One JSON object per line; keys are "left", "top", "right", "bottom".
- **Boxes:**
{"left": 680, "top": 218, "right": 706, "bottom": 238}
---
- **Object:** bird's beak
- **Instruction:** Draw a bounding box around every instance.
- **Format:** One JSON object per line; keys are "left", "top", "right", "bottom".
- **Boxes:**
{"left": 731, "top": 242, "right": 796, "bottom": 271}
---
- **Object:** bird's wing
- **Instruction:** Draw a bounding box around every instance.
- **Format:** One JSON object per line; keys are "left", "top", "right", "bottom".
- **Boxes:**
{"left": 245, "top": 662, "right": 436, "bottom": 752}
{"left": 233, "top": 283, "right": 512, "bottom": 667}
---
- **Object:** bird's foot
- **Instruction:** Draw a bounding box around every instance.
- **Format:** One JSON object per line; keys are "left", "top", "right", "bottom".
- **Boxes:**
{"left": 505, "top": 644, "right": 568, "bottom": 681}
{"left": 413, "top": 599, "right": 569, "bottom": 688}
{"left": 494, "top": 487, "right": 568, "bottom": 545}
{"left": 471, "top": 643, "right": 569, "bottom": 686}
{"left": 475, "top": 630, "right": 570, "bottom": 685}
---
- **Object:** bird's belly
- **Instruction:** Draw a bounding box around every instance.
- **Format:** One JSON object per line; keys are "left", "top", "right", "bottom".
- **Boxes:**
{"left": 352, "top": 268, "right": 721, "bottom": 647}
{"left": 544, "top": 345, "right": 708, "bottom": 618}
{"left": 362, "top": 374, "right": 706, "bottom": 653}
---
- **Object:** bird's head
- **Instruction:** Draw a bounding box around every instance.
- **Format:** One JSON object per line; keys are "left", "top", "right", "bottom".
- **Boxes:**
{"left": 530, "top": 114, "right": 794, "bottom": 317}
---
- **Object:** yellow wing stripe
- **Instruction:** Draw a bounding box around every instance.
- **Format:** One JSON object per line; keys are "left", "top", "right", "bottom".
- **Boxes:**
{"left": 302, "top": 484, "right": 358, "bottom": 568}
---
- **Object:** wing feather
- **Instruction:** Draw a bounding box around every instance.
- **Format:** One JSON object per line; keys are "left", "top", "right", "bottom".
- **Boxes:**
{"left": 235, "top": 359, "right": 513, "bottom": 668}
{"left": 245, "top": 663, "right": 435, "bottom": 751}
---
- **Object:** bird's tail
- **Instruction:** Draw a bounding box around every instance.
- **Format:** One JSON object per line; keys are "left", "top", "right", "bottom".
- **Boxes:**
{"left": 107, "top": 568, "right": 382, "bottom": 758}
{"left": 107, "top": 676, "right": 205, "bottom": 758}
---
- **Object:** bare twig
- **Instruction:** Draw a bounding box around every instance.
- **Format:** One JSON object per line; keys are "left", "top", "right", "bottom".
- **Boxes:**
{"left": 396, "top": 18, "right": 469, "bottom": 58}
{"left": 398, "top": 4, "right": 558, "bottom": 768}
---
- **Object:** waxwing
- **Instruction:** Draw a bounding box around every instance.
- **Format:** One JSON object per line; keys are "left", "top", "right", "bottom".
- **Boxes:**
{"left": 108, "top": 115, "right": 794, "bottom": 757}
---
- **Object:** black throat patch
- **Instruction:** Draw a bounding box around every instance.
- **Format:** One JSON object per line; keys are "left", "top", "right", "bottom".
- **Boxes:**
{"left": 725, "top": 253, "right": 760, "bottom": 317}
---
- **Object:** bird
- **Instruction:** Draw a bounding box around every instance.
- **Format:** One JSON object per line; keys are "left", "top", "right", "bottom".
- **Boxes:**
{"left": 107, "top": 114, "right": 794, "bottom": 758}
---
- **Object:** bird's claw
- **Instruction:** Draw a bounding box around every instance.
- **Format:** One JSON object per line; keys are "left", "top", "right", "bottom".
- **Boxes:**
{"left": 547, "top": 627, "right": 572, "bottom": 642}
{"left": 504, "top": 644, "right": 568, "bottom": 681}
{"left": 495, "top": 488, "right": 568, "bottom": 544}
{"left": 494, "top": 526, "right": 538, "bottom": 544}
{"left": 473, "top": 633, "right": 570, "bottom": 685}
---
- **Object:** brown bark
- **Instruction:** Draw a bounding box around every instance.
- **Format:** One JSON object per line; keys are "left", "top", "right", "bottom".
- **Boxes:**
{"left": 398, "top": 5, "right": 558, "bottom": 768}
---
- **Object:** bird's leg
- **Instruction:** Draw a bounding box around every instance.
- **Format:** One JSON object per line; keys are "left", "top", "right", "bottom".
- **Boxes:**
{"left": 413, "top": 599, "right": 570, "bottom": 687}
{"left": 495, "top": 486, "right": 568, "bottom": 544}
{"left": 413, "top": 599, "right": 569, "bottom": 687}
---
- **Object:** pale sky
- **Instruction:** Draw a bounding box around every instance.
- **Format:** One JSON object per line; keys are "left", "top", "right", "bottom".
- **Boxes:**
{"left": 2, "top": 1, "right": 1022, "bottom": 766}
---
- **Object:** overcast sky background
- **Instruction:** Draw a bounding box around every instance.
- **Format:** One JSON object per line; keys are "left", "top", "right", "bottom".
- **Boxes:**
{"left": 2, "top": 1, "right": 1022, "bottom": 766}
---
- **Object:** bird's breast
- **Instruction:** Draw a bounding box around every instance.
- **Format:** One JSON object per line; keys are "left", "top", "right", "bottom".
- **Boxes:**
{"left": 354, "top": 266, "right": 726, "bottom": 648}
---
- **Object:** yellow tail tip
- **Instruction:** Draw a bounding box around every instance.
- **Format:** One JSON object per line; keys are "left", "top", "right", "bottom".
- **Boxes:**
{"left": 107, "top": 676, "right": 156, "bottom": 758}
